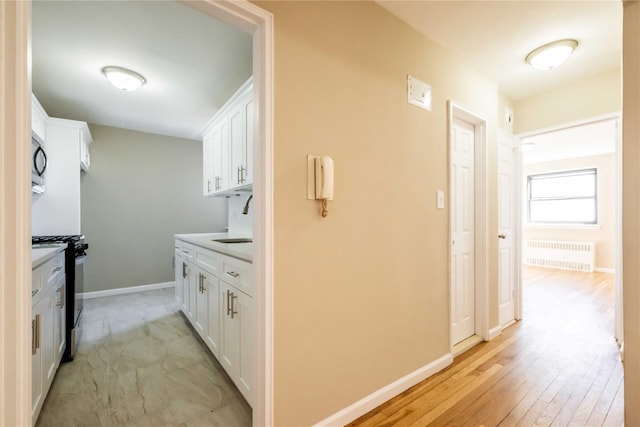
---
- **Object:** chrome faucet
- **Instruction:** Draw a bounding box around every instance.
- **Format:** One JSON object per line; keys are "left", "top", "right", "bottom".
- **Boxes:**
{"left": 242, "top": 194, "right": 253, "bottom": 215}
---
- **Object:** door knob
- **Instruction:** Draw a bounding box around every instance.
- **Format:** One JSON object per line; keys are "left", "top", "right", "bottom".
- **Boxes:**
{"left": 498, "top": 234, "right": 506, "bottom": 239}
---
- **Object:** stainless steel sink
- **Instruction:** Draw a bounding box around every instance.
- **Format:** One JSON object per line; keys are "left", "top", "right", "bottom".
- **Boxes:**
{"left": 212, "top": 238, "right": 253, "bottom": 244}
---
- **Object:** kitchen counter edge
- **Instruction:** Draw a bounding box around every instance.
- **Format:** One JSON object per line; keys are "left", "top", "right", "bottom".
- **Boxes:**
{"left": 174, "top": 233, "right": 253, "bottom": 263}
{"left": 32, "top": 244, "right": 66, "bottom": 269}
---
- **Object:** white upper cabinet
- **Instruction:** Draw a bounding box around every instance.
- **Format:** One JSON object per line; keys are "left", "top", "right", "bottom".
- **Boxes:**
{"left": 31, "top": 94, "right": 48, "bottom": 143}
{"left": 202, "top": 77, "right": 253, "bottom": 196}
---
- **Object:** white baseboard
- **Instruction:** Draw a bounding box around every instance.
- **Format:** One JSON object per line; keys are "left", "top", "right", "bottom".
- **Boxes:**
{"left": 595, "top": 267, "right": 615, "bottom": 274}
{"left": 81, "top": 281, "right": 175, "bottom": 299}
{"left": 488, "top": 325, "right": 502, "bottom": 341}
{"left": 312, "top": 353, "right": 453, "bottom": 427}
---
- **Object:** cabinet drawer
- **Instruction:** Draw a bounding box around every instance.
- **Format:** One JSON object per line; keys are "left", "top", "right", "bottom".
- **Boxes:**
{"left": 222, "top": 257, "right": 252, "bottom": 296}
{"left": 194, "top": 246, "right": 221, "bottom": 276}
{"left": 33, "top": 252, "right": 64, "bottom": 298}
{"left": 176, "top": 240, "right": 194, "bottom": 260}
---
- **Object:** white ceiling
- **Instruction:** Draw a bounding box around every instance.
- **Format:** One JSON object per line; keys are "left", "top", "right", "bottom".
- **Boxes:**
{"left": 376, "top": 1, "right": 622, "bottom": 100}
{"left": 32, "top": 1, "right": 622, "bottom": 141}
{"left": 32, "top": 1, "right": 252, "bottom": 141}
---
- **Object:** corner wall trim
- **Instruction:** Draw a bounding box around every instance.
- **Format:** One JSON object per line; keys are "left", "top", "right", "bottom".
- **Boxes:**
{"left": 81, "top": 281, "right": 175, "bottom": 299}
{"left": 312, "top": 353, "right": 453, "bottom": 427}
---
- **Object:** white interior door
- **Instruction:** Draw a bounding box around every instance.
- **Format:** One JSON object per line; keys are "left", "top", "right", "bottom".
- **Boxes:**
{"left": 451, "top": 118, "right": 476, "bottom": 345}
{"left": 498, "top": 131, "right": 517, "bottom": 327}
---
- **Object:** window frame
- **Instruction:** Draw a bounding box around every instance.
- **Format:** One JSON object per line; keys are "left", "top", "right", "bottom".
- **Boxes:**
{"left": 526, "top": 168, "right": 598, "bottom": 225}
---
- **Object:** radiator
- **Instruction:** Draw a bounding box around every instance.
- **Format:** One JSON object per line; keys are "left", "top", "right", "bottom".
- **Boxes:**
{"left": 524, "top": 240, "right": 595, "bottom": 272}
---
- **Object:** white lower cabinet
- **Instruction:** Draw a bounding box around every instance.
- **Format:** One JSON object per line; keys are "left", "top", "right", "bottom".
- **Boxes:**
{"left": 220, "top": 280, "right": 253, "bottom": 402}
{"left": 174, "top": 238, "right": 253, "bottom": 406}
{"left": 32, "top": 250, "right": 65, "bottom": 425}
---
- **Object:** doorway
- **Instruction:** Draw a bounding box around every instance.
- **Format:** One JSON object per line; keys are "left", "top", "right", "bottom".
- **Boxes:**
{"left": 517, "top": 115, "right": 622, "bottom": 346}
{"left": 448, "top": 101, "right": 488, "bottom": 354}
{"left": 0, "top": 1, "right": 273, "bottom": 425}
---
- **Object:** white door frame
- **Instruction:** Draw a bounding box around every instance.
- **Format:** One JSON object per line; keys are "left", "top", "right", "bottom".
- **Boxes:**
{"left": 448, "top": 101, "right": 489, "bottom": 353}
{"left": 0, "top": 1, "right": 275, "bottom": 425}
{"left": 516, "top": 112, "right": 622, "bottom": 344}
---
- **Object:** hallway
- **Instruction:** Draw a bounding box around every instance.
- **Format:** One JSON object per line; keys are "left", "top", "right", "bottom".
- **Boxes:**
{"left": 350, "top": 266, "right": 623, "bottom": 426}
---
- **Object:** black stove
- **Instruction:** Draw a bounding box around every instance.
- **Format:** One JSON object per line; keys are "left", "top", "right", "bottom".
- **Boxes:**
{"left": 32, "top": 234, "right": 88, "bottom": 361}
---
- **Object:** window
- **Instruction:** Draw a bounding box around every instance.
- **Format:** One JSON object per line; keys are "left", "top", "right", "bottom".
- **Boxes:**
{"left": 527, "top": 168, "right": 597, "bottom": 224}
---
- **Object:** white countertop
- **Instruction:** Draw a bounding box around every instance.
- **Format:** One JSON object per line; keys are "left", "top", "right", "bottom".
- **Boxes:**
{"left": 174, "top": 232, "right": 253, "bottom": 263}
{"left": 32, "top": 244, "right": 66, "bottom": 269}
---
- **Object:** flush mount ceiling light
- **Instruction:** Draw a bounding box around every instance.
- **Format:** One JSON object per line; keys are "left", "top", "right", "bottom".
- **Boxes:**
{"left": 525, "top": 39, "right": 578, "bottom": 71}
{"left": 102, "top": 66, "right": 146, "bottom": 91}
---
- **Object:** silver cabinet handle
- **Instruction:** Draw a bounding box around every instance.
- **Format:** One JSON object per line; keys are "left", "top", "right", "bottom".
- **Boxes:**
{"left": 230, "top": 292, "right": 238, "bottom": 319}
{"left": 32, "top": 317, "right": 37, "bottom": 355}
{"left": 498, "top": 234, "right": 506, "bottom": 239}
{"left": 56, "top": 286, "right": 65, "bottom": 308}
{"left": 52, "top": 266, "right": 63, "bottom": 274}
{"left": 198, "top": 273, "right": 202, "bottom": 293}
{"left": 201, "top": 274, "right": 206, "bottom": 292}
{"left": 226, "top": 271, "right": 240, "bottom": 278}
{"left": 237, "top": 167, "right": 241, "bottom": 184}
{"left": 182, "top": 262, "right": 187, "bottom": 279}
{"left": 32, "top": 289, "right": 39, "bottom": 297}
{"left": 208, "top": 179, "right": 212, "bottom": 192}
{"left": 226, "top": 290, "right": 232, "bottom": 316}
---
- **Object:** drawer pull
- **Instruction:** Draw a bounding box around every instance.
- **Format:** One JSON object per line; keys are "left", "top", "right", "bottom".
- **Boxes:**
{"left": 226, "top": 290, "right": 232, "bottom": 316}
{"left": 52, "top": 266, "right": 63, "bottom": 274}
{"left": 32, "top": 289, "right": 39, "bottom": 297}
{"left": 57, "top": 286, "right": 65, "bottom": 308}
{"left": 226, "top": 271, "right": 240, "bottom": 278}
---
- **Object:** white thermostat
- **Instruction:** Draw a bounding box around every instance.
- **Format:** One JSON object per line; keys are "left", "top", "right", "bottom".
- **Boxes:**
{"left": 408, "top": 75, "right": 432, "bottom": 111}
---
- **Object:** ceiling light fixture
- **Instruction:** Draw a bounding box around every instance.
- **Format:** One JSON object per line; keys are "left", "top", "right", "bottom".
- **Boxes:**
{"left": 102, "top": 66, "right": 146, "bottom": 91}
{"left": 525, "top": 39, "right": 578, "bottom": 71}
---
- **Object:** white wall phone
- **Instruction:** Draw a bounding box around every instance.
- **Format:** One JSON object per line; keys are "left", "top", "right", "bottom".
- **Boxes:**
{"left": 307, "top": 155, "right": 334, "bottom": 217}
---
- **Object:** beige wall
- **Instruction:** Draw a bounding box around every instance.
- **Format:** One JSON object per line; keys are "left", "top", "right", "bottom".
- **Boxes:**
{"left": 514, "top": 68, "right": 621, "bottom": 134}
{"left": 623, "top": 1, "right": 640, "bottom": 425}
{"left": 256, "top": 1, "right": 507, "bottom": 424}
{"left": 523, "top": 154, "right": 616, "bottom": 270}
{"left": 81, "top": 125, "right": 227, "bottom": 293}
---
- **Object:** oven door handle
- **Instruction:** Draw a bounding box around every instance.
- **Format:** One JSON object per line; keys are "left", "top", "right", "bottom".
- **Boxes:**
{"left": 75, "top": 255, "right": 88, "bottom": 266}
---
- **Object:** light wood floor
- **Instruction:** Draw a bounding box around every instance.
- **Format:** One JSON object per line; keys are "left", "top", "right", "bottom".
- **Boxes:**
{"left": 348, "top": 266, "right": 623, "bottom": 427}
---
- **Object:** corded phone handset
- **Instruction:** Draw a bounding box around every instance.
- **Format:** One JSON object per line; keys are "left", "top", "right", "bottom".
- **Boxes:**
{"left": 315, "top": 156, "right": 334, "bottom": 217}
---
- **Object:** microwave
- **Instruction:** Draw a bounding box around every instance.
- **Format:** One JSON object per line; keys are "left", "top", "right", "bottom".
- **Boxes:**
{"left": 31, "top": 133, "right": 47, "bottom": 193}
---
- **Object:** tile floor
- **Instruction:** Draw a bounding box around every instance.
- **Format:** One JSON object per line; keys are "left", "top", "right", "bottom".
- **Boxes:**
{"left": 36, "top": 288, "right": 251, "bottom": 427}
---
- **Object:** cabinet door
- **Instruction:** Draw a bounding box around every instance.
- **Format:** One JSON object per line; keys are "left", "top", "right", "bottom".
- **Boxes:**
{"left": 54, "top": 274, "right": 66, "bottom": 364}
{"left": 220, "top": 281, "right": 240, "bottom": 377}
{"left": 212, "top": 120, "right": 230, "bottom": 192}
{"left": 174, "top": 252, "right": 184, "bottom": 309}
{"left": 42, "top": 285, "right": 56, "bottom": 389}
{"left": 220, "top": 281, "right": 252, "bottom": 404}
{"left": 205, "top": 274, "right": 220, "bottom": 358}
{"left": 236, "top": 289, "right": 253, "bottom": 404}
{"left": 243, "top": 95, "right": 254, "bottom": 186}
{"left": 194, "top": 268, "right": 207, "bottom": 337}
{"left": 186, "top": 261, "right": 197, "bottom": 322}
{"left": 202, "top": 131, "right": 215, "bottom": 195}
{"left": 229, "top": 101, "right": 245, "bottom": 188}
{"left": 32, "top": 298, "right": 46, "bottom": 421}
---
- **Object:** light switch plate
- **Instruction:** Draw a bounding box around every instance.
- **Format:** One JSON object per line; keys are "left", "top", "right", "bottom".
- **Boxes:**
{"left": 408, "top": 75, "right": 432, "bottom": 111}
{"left": 437, "top": 190, "right": 445, "bottom": 209}
{"left": 504, "top": 107, "right": 514, "bottom": 133}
